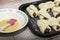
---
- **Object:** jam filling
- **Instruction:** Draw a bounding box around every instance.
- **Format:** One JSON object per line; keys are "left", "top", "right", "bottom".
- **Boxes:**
{"left": 56, "top": 13, "right": 60, "bottom": 18}
{"left": 47, "top": 8, "right": 52, "bottom": 12}
{"left": 33, "top": 13, "right": 36, "bottom": 17}
{"left": 58, "top": 3, "right": 60, "bottom": 6}
{"left": 43, "top": 17, "right": 48, "bottom": 20}
{"left": 56, "top": 26, "right": 60, "bottom": 30}
{"left": 44, "top": 28, "right": 50, "bottom": 33}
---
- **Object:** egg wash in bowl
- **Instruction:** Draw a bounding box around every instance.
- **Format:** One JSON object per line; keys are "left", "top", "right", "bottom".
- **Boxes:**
{"left": 0, "top": 8, "right": 28, "bottom": 33}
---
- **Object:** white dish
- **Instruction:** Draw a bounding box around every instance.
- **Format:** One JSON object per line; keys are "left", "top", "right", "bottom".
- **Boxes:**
{"left": 0, "top": 8, "right": 28, "bottom": 33}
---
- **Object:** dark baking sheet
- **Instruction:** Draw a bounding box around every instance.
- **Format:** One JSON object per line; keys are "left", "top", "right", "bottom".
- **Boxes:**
{"left": 19, "top": 0, "right": 60, "bottom": 37}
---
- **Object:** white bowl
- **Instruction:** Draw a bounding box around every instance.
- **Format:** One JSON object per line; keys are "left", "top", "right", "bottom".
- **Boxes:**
{"left": 0, "top": 8, "right": 28, "bottom": 33}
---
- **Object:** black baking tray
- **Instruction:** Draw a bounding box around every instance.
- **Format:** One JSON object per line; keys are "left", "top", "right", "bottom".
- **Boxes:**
{"left": 19, "top": 0, "right": 60, "bottom": 37}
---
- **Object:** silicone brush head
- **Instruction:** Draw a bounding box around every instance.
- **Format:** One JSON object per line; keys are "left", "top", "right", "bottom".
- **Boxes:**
{"left": 8, "top": 19, "right": 17, "bottom": 26}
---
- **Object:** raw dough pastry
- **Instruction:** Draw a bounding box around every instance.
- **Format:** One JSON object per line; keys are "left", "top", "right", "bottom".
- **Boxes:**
{"left": 52, "top": 7, "right": 60, "bottom": 13}
{"left": 26, "top": 7, "right": 35, "bottom": 18}
{"left": 54, "top": 0, "right": 60, "bottom": 6}
{"left": 38, "top": 10, "right": 51, "bottom": 19}
{"left": 26, "top": 5, "right": 39, "bottom": 18}
{"left": 49, "top": 17, "right": 60, "bottom": 31}
{"left": 52, "top": 7, "right": 60, "bottom": 17}
{"left": 38, "top": 3, "right": 50, "bottom": 10}
{"left": 37, "top": 20, "right": 51, "bottom": 33}
{"left": 29, "top": 5, "right": 39, "bottom": 15}
{"left": 46, "top": 1, "right": 55, "bottom": 8}
{"left": 38, "top": 1, "right": 55, "bottom": 11}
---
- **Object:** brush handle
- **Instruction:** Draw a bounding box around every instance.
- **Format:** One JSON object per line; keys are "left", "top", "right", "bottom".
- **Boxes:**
{"left": 0, "top": 24, "right": 10, "bottom": 31}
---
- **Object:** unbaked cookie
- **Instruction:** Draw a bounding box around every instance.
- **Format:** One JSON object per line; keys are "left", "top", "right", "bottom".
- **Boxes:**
{"left": 37, "top": 20, "right": 51, "bottom": 33}
{"left": 26, "top": 5, "right": 39, "bottom": 18}
{"left": 48, "top": 17, "right": 60, "bottom": 31}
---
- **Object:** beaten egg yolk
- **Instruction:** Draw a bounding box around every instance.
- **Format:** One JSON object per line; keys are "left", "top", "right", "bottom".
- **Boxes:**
{"left": 0, "top": 19, "right": 19, "bottom": 32}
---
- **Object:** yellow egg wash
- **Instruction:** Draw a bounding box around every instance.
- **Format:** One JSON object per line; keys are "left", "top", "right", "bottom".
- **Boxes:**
{"left": 0, "top": 19, "right": 19, "bottom": 32}
{"left": 0, "top": 20, "right": 7, "bottom": 27}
